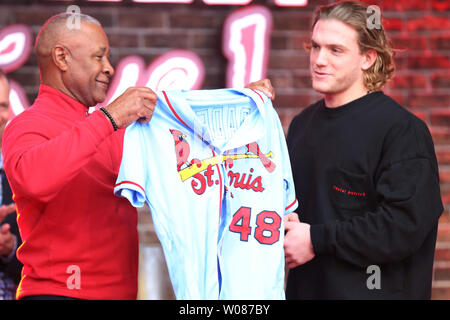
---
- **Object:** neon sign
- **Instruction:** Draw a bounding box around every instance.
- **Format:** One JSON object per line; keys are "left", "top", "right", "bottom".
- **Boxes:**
{"left": 0, "top": 24, "right": 32, "bottom": 75}
{"left": 0, "top": 24, "right": 32, "bottom": 119}
{"left": 1, "top": 4, "right": 294, "bottom": 116}
{"left": 223, "top": 5, "right": 272, "bottom": 88}
{"left": 99, "top": 50, "right": 205, "bottom": 107}
{"left": 85, "top": 0, "right": 307, "bottom": 5}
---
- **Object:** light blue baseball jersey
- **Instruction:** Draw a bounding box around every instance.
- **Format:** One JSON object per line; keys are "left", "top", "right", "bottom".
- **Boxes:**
{"left": 114, "top": 88, "right": 298, "bottom": 299}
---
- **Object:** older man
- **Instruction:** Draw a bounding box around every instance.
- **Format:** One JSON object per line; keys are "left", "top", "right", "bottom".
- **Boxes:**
{"left": 2, "top": 13, "right": 156, "bottom": 301}
{"left": 2, "top": 13, "right": 273, "bottom": 300}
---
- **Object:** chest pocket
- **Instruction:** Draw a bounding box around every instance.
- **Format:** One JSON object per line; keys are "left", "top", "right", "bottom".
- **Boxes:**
{"left": 328, "top": 167, "right": 369, "bottom": 211}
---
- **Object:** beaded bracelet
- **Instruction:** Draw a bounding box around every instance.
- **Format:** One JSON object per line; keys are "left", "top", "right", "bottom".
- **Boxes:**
{"left": 99, "top": 107, "right": 118, "bottom": 131}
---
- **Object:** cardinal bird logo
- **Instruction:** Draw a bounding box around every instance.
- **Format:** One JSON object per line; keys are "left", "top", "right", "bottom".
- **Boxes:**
{"left": 170, "top": 128, "right": 275, "bottom": 188}
{"left": 170, "top": 129, "right": 191, "bottom": 171}
{"left": 246, "top": 142, "right": 276, "bottom": 173}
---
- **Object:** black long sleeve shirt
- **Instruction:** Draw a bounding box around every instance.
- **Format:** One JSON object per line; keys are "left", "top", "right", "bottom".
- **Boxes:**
{"left": 286, "top": 91, "right": 443, "bottom": 299}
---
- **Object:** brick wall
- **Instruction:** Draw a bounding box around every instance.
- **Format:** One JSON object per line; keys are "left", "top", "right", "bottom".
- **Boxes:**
{"left": 1, "top": 0, "right": 449, "bottom": 299}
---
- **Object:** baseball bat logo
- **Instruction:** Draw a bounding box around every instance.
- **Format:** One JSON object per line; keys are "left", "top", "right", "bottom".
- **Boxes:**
{"left": 170, "top": 129, "right": 275, "bottom": 195}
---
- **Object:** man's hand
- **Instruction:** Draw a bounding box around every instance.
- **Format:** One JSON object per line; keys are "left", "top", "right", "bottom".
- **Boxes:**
{"left": 102, "top": 87, "right": 157, "bottom": 129}
{"left": 0, "top": 203, "right": 16, "bottom": 222}
{"left": 0, "top": 223, "right": 15, "bottom": 257}
{"left": 285, "top": 212, "right": 300, "bottom": 223}
{"left": 284, "top": 215, "right": 315, "bottom": 269}
{"left": 245, "top": 79, "right": 275, "bottom": 100}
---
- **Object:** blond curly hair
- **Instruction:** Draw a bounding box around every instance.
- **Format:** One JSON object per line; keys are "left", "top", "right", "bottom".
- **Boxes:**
{"left": 309, "top": 1, "right": 395, "bottom": 91}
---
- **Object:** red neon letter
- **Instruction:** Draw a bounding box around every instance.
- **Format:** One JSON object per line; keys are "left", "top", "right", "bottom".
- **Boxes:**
{"left": 222, "top": 5, "right": 272, "bottom": 88}
{"left": 274, "top": 0, "right": 308, "bottom": 6}
{"left": 143, "top": 50, "right": 205, "bottom": 91}
{"left": 203, "top": 0, "right": 252, "bottom": 5}
{"left": 133, "top": 0, "right": 193, "bottom": 3}
{"left": 99, "top": 50, "right": 204, "bottom": 108}
{"left": 0, "top": 24, "right": 33, "bottom": 118}
{"left": 0, "top": 24, "right": 32, "bottom": 73}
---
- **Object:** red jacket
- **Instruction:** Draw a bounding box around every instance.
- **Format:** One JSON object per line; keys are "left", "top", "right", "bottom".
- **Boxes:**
{"left": 2, "top": 85, "right": 139, "bottom": 300}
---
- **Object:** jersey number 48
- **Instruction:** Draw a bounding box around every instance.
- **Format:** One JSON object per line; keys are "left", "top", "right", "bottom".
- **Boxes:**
{"left": 229, "top": 207, "right": 281, "bottom": 245}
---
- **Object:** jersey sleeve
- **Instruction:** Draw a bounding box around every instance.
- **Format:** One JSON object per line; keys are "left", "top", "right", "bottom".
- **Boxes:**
{"left": 114, "top": 122, "right": 148, "bottom": 208}
{"left": 271, "top": 104, "right": 298, "bottom": 215}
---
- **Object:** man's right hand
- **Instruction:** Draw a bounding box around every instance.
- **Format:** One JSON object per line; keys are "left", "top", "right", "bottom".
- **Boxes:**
{"left": 102, "top": 87, "right": 157, "bottom": 129}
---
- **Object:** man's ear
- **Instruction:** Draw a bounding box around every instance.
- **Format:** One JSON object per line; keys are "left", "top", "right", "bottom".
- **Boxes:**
{"left": 52, "top": 45, "right": 69, "bottom": 71}
{"left": 361, "top": 48, "right": 377, "bottom": 71}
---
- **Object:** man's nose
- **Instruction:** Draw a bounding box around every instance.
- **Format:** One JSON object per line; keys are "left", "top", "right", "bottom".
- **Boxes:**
{"left": 104, "top": 58, "right": 115, "bottom": 78}
{"left": 314, "top": 48, "right": 328, "bottom": 66}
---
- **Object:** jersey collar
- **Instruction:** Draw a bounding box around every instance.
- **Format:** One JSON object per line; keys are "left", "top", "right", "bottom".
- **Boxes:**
{"left": 160, "top": 88, "right": 269, "bottom": 154}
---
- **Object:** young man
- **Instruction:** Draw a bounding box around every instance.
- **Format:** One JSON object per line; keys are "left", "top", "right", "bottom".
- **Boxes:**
{"left": 284, "top": 1, "right": 443, "bottom": 299}
{"left": 2, "top": 13, "right": 273, "bottom": 300}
